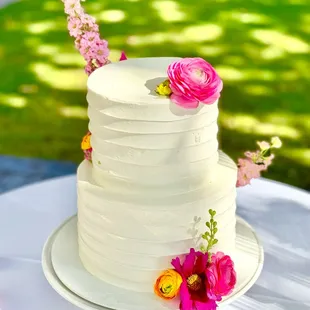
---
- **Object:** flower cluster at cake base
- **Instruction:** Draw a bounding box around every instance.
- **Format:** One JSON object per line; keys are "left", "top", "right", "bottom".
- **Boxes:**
{"left": 156, "top": 58, "right": 223, "bottom": 109}
{"left": 81, "top": 131, "right": 92, "bottom": 161}
{"left": 154, "top": 210, "right": 236, "bottom": 310}
{"left": 237, "top": 136, "right": 282, "bottom": 187}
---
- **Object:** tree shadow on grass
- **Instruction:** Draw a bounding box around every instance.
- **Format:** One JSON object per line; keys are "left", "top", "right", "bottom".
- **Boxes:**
{"left": 0, "top": 0, "right": 309, "bottom": 189}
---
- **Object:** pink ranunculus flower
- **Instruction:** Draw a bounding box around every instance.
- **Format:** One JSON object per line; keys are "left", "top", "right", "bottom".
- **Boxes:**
{"left": 171, "top": 248, "right": 217, "bottom": 310}
{"left": 206, "top": 252, "right": 236, "bottom": 301}
{"left": 167, "top": 58, "right": 223, "bottom": 109}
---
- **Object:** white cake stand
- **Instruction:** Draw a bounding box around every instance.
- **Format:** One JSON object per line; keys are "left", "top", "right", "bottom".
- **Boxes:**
{"left": 42, "top": 216, "right": 264, "bottom": 310}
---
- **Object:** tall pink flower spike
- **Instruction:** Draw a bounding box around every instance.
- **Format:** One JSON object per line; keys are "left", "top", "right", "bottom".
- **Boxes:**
{"left": 63, "top": 0, "right": 127, "bottom": 75}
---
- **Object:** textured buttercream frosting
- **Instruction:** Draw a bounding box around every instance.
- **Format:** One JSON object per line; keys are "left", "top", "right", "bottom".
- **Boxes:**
{"left": 77, "top": 57, "right": 237, "bottom": 292}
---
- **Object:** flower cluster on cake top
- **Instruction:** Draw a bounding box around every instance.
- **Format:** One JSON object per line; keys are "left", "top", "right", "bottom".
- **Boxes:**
{"left": 156, "top": 58, "right": 223, "bottom": 109}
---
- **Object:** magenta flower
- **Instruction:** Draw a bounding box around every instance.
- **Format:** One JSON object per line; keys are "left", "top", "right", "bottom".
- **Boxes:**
{"left": 119, "top": 51, "right": 128, "bottom": 61}
{"left": 206, "top": 252, "right": 236, "bottom": 301}
{"left": 171, "top": 248, "right": 217, "bottom": 310}
{"left": 167, "top": 58, "right": 223, "bottom": 109}
{"left": 83, "top": 148, "right": 92, "bottom": 161}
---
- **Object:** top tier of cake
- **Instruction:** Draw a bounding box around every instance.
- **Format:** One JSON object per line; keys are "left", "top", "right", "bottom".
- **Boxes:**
{"left": 87, "top": 57, "right": 220, "bottom": 194}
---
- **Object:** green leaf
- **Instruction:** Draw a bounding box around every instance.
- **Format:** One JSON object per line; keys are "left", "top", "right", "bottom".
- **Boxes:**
{"left": 213, "top": 239, "right": 218, "bottom": 245}
{"left": 202, "top": 235, "right": 208, "bottom": 240}
{"left": 213, "top": 228, "right": 218, "bottom": 234}
{"left": 213, "top": 221, "right": 217, "bottom": 227}
{"left": 210, "top": 218, "right": 214, "bottom": 223}
{"left": 262, "top": 148, "right": 271, "bottom": 157}
{"left": 206, "top": 222, "right": 211, "bottom": 228}
{"left": 208, "top": 209, "right": 213, "bottom": 216}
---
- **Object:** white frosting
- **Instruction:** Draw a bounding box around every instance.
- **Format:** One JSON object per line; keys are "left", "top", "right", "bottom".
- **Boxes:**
{"left": 87, "top": 58, "right": 219, "bottom": 191}
{"left": 77, "top": 151, "right": 237, "bottom": 292}
{"left": 77, "top": 57, "right": 238, "bottom": 293}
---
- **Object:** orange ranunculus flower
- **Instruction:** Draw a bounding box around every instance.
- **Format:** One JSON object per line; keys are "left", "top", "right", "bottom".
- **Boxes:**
{"left": 81, "top": 132, "right": 91, "bottom": 150}
{"left": 154, "top": 269, "right": 182, "bottom": 300}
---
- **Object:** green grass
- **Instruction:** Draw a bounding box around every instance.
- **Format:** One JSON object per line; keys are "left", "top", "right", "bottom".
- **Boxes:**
{"left": 0, "top": 0, "right": 309, "bottom": 189}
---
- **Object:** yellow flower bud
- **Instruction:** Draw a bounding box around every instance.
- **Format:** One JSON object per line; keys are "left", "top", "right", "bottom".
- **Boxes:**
{"left": 154, "top": 269, "right": 182, "bottom": 300}
{"left": 81, "top": 132, "right": 91, "bottom": 150}
{"left": 271, "top": 136, "right": 282, "bottom": 149}
{"left": 156, "top": 79, "right": 172, "bottom": 96}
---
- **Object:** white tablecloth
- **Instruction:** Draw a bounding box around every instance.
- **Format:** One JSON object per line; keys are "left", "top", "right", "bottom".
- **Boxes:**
{"left": 0, "top": 176, "right": 309, "bottom": 310}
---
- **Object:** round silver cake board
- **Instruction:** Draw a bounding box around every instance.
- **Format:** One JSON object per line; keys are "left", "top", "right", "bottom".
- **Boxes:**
{"left": 42, "top": 215, "right": 264, "bottom": 310}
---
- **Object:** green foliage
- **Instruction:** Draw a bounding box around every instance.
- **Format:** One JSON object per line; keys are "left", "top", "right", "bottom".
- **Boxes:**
{"left": 0, "top": 0, "right": 309, "bottom": 189}
{"left": 201, "top": 209, "right": 218, "bottom": 256}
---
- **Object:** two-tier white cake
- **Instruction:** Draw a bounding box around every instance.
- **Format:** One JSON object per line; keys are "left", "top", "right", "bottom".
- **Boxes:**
{"left": 77, "top": 57, "right": 237, "bottom": 293}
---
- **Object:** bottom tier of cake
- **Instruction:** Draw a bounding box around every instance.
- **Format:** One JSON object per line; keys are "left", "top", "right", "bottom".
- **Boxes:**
{"left": 77, "top": 151, "right": 237, "bottom": 293}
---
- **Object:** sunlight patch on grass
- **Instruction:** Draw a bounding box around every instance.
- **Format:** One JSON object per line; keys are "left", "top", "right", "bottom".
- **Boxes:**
{"left": 35, "top": 44, "right": 85, "bottom": 69}
{"left": 183, "top": 24, "right": 223, "bottom": 42}
{"left": 97, "top": 10, "right": 126, "bottom": 23}
{"left": 30, "top": 62, "right": 86, "bottom": 91}
{"left": 152, "top": 0, "right": 186, "bottom": 22}
{"left": 220, "top": 112, "right": 301, "bottom": 139}
{"left": 216, "top": 66, "right": 245, "bottom": 81}
{"left": 224, "top": 56, "right": 245, "bottom": 66}
{"left": 283, "top": 148, "right": 310, "bottom": 166}
{"left": 43, "top": 1, "right": 61, "bottom": 12}
{"left": 261, "top": 46, "right": 285, "bottom": 60}
{"left": 127, "top": 25, "right": 222, "bottom": 46}
{"left": 301, "top": 14, "right": 310, "bottom": 34}
{"left": 59, "top": 106, "right": 88, "bottom": 119}
{"left": 26, "top": 20, "right": 61, "bottom": 34}
{"left": 126, "top": 32, "right": 179, "bottom": 45}
{"left": 19, "top": 84, "right": 39, "bottom": 94}
{"left": 217, "top": 66, "right": 276, "bottom": 82}
{"left": 86, "top": 2, "right": 105, "bottom": 11}
{"left": 0, "top": 94, "right": 27, "bottom": 108}
{"left": 198, "top": 45, "right": 225, "bottom": 57}
{"left": 36, "top": 44, "right": 61, "bottom": 56}
{"left": 266, "top": 113, "right": 310, "bottom": 132}
{"left": 52, "top": 53, "right": 85, "bottom": 66}
{"left": 224, "top": 11, "right": 271, "bottom": 24}
{"left": 243, "top": 84, "right": 273, "bottom": 96}
{"left": 280, "top": 70, "right": 300, "bottom": 81}
{"left": 251, "top": 29, "right": 310, "bottom": 53}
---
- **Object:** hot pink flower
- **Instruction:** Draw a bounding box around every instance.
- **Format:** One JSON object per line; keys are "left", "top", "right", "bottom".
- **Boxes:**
{"left": 171, "top": 248, "right": 217, "bottom": 310}
{"left": 206, "top": 252, "right": 236, "bottom": 301}
{"left": 119, "top": 51, "right": 128, "bottom": 61}
{"left": 83, "top": 148, "right": 92, "bottom": 161}
{"left": 167, "top": 58, "right": 223, "bottom": 109}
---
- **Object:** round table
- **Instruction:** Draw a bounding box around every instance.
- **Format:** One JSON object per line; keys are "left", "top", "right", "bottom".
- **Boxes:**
{"left": 0, "top": 176, "right": 309, "bottom": 310}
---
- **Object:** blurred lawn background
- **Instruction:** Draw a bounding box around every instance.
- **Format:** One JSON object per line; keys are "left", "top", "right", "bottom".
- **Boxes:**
{"left": 0, "top": 0, "right": 309, "bottom": 190}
